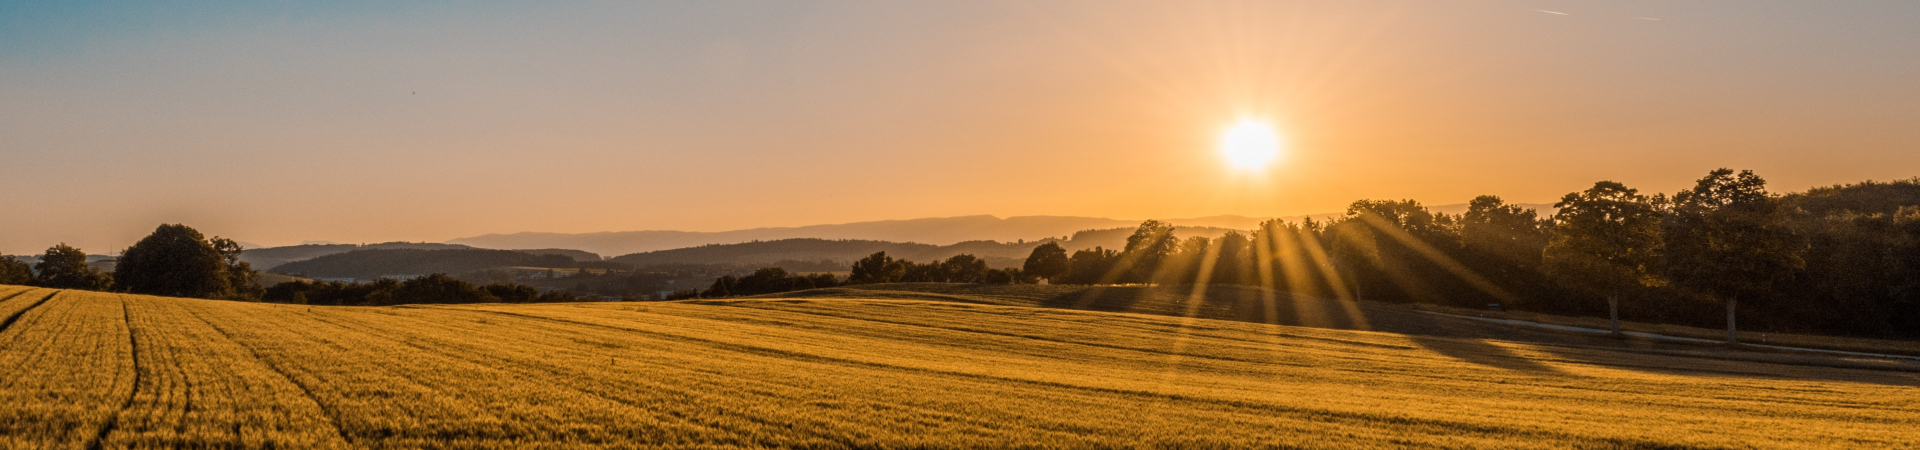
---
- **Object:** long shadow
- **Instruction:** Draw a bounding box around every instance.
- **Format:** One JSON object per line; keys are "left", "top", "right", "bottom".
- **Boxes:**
{"left": 1037, "top": 285, "right": 1146, "bottom": 312}
{"left": 1404, "top": 334, "right": 1567, "bottom": 374}
{"left": 788, "top": 283, "right": 1920, "bottom": 386}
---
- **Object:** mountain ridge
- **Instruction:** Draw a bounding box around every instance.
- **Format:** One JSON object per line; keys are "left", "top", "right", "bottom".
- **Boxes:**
{"left": 446, "top": 203, "right": 1554, "bottom": 256}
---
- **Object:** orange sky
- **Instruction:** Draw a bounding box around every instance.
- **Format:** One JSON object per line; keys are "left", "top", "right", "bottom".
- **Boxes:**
{"left": 5, "top": 1, "right": 1920, "bottom": 254}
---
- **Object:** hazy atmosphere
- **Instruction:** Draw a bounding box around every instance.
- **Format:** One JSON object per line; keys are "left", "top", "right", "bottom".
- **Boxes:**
{"left": 7, "top": 1, "right": 1920, "bottom": 253}
{"left": 9, "top": 2, "right": 1920, "bottom": 448}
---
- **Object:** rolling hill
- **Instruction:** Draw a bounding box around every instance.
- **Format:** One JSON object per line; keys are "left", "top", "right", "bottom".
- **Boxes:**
{"left": 242, "top": 243, "right": 604, "bottom": 277}
{"left": 0, "top": 283, "right": 1911, "bottom": 448}
{"left": 267, "top": 248, "right": 576, "bottom": 279}
{"left": 606, "top": 226, "right": 1248, "bottom": 270}
{"left": 445, "top": 205, "right": 1555, "bottom": 257}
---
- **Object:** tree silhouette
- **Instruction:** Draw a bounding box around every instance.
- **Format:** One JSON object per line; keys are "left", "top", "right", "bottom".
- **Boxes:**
{"left": 1543, "top": 182, "right": 1664, "bottom": 335}
{"left": 116, "top": 224, "right": 237, "bottom": 299}
{"left": 1021, "top": 242, "right": 1070, "bottom": 283}
{"left": 1121, "top": 220, "right": 1178, "bottom": 284}
{"left": 1210, "top": 231, "right": 1252, "bottom": 285}
{"left": 0, "top": 256, "right": 31, "bottom": 286}
{"left": 1663, "top": 169, "right": 1805, "bottom": 343}
{"left": 33, "top": 244, "right": 110, "bottom": 290}
{"left": 1461, "top": 195, "right": 1553, "bottom": 292}
{"left": 941, "top": 254, "right": 989, "bottom": 283}
{"left": 1059, "top": 247, "right": 1117, "bottom": 285}
{"left": 847, "top": 252, "right": 902, "bottom": 284}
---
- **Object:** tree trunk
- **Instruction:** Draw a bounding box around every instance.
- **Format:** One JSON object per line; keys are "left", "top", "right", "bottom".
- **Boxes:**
{"left": 1725, "top": 296, "right": 1739, "bottom": 344}
{"left": 1607, "top": 295, "right": 1620, "bottom": 336}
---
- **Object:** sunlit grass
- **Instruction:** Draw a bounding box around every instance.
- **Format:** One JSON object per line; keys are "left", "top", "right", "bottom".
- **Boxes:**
{"left": 0, "top": 286, "right": 1915, "bottom": 448}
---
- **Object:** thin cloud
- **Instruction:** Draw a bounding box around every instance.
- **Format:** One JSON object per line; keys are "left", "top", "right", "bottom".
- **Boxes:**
{"left": 1532, "top": 9, "right": 1569, "bottom": 16}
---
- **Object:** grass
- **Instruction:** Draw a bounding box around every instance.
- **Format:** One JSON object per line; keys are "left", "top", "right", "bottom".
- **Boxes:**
{"left": 1, "top": 283, "right": 1917, "bottom": 448}
{"left": 1407, "top": 302, "right": 1920, "bottom": 356}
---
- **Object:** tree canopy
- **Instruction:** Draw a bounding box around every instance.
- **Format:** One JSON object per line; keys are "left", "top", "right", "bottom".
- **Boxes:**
{"left": 33, "top": 244, "right": 110, "bottom": 290}
{"left": 116, "top": 224, "right": 246, "bottom": 299}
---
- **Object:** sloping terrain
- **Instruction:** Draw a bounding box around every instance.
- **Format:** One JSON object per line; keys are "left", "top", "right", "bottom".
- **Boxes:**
{"left": 0, "top": 284, "right": 1914, "bottom": 449}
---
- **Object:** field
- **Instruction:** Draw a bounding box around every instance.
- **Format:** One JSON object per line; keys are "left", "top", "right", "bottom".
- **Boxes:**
{"left": 1, "top": 283, "right": 1917, "bottom": 449}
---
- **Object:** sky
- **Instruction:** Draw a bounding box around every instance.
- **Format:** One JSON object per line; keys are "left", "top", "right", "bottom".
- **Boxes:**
{"left": 4, "top": 0, "right": 1920, "bottom": 254}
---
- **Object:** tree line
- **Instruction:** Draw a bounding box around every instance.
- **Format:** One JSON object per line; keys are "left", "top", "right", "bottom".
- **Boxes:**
{"left": 1, "top": 224, "right": 264, "bottom": 300}
{"left": 1002, "top": 169, "right": 1920, "bottom": 342}
{"left": 261, "top": 274, "right": 579, "bottom": 306}
{"left": 10, "top": 168, "right": 1918, "bottom": 340}
{"left": 682, "top": 253, "right": 1045, "bottom": 299}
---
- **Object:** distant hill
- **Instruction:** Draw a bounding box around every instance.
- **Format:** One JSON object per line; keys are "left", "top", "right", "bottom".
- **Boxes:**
{"left": 267, "top": 248, "right": 576, "bottom": 279}
{"left": 1786, "top": 178, "right": 1920, "bottom": 216}
{"left": 610, "top": 239, "right": 1039, "bottom": 269}
{"left": 241, "top": 242, "right": 600, "bottom": 273}
{"left": 451, "top": 216, "right": 1133, "bottom": 257}
{"left": 448, "top": 205, "right": 1554, "bottom": 257}
{"left": 607, "top": 225, "right": 1247, "bottom": 270}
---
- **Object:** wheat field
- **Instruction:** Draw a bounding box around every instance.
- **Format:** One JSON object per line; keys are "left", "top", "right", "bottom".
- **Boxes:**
{"left": 0, "top": 284, "right": 1915, "bottom": 449}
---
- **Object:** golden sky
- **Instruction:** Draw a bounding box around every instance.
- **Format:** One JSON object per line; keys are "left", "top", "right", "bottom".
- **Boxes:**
{"left": 5, "top": 1, "right": 1920, "bottom": 253}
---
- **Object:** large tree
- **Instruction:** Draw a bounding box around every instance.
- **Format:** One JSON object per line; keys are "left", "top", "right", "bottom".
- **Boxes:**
{"left": 1021, "top": 242, "right": 1070, "bottom": 283}
{"left": 115, "top": 224, "right": 249, "bottom": 299}
{"left": 847, "top": 251, "right": 902, "bottom": 284}
{"left": 1210, "top": 231, "right": 1252, "bottom": 285}
{"left": 941, "top": 254, "right": 989, "bottom": 283}
{"left": 1462, "top": 196, "right": 1553, "bottom": 277}
{"left": 0, "top": 256, "right": 32, "bottom": 286}
{"left": 1120, "top": 220, "right": 1179, "bottom": 284}
{"left": 1058, "top": 247, "right": 1117, "bottom": 285}
{"left": 1663, "top": 169, "right": 1805, "bottom": 343}
{"left": 1542, "top": 182, "right": 1664, "bottom": 335}
{"left": 33, "top": 244, "right": 111, "bottom": 290}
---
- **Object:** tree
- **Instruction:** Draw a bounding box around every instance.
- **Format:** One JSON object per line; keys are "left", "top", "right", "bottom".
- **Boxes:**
{"left": 1251, "top": 218, "right": 1329, "bottom": 297}
{"left": 1461, "top": 196, "right": 1553, "bottom": 277}
{"left": 115, "top": 224, "right": 238, "bottom": 299}
{"left": 1021, "top": 242, "right": 1070, "bottom": 283}
{"left": 1663, "top": 169, "right": 1805, "bottom": 343}
{"left": 1542, "top": 182, "right": 1664, "bottom": 335}
{"left": 1058, "top": 247, "right": 1118, "bottom": 285}
{"left": 0, "top": 256, "right": 31, "bottom": 286}
{"left": 941, "top": 254, "right": 989, "bottom": 283}
{"left": 732, "top": 267, "right": 798, "bottom": 295}
{"left": 210, "top": 237, "right": 264, "bottom": 301}
{"left": 394, "top": 274, "right": 498, "bottom": 304}
{"left": 33, "top": 244, "right": 111, "bottom": 290}
{"left": 847, "top": 252, "right": 902, "bottom": 284}
{"left": 1330, "top": 200, "right": 1476, "bottom": 303}
{"left": 1210, "top": 231, "right": 1252, "bottom": 285}
{"left": 1121, "top": 220, "right": 1179, "bottom": 284}
{"left": 483, "top": 283, "right": 541, "bottom": 303}
{"left": 704, "top": 275, "right": 736, "bottom": 297}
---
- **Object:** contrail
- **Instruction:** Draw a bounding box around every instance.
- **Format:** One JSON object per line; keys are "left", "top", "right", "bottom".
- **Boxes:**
{"left": 1532, "top": 9, "right": 1569, "bottom": 15}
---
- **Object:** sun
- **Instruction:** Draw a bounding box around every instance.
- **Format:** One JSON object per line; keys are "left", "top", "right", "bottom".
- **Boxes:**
{"left": 1220, "top": 120, "right": 1281, "bottom": 170}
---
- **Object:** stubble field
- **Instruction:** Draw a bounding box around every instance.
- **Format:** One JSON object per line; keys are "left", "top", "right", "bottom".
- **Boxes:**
{"left": 0, "top": 284, "right": 1915, "bottom": 449}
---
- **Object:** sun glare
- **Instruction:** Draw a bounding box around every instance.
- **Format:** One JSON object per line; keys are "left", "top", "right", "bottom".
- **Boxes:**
{"left": 1221, "top": 120, "right": 1281, "bottom": 170}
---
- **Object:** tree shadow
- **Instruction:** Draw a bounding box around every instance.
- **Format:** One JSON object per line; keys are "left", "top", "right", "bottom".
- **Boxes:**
{"left": 1037, "top": 285, "right": 1147, "bottom": 312}
{"left": 1404, "top": 334, "right": 1568, "bottom": 374}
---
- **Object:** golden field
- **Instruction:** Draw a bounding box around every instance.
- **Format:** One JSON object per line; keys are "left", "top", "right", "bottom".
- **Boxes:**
{"left": 0, "top": 284, "right": 1916, "bottom": 449}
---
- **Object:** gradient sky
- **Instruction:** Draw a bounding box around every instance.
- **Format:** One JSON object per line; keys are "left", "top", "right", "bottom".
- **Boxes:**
{"left": 5, "top": 1, "right": 1920, "bottom": 254}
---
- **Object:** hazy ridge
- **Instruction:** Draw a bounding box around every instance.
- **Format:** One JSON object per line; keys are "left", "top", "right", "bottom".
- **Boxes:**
{"left": 446, "top": 204, "right": 1552, "bottom": 257}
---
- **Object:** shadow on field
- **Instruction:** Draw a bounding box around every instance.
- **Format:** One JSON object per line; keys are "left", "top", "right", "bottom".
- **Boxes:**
{"left": 1405, "top": 335, "right": 1566, "bottom": 373}
{"left": 779, "top": 283, "right": 1920, "bottom": 385}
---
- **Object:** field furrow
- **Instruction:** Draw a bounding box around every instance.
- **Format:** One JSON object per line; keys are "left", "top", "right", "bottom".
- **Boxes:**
{"left": 0, "top": 287, "right": 58, "bottom": 335}
{"left": 100, "top": 297, "right": 350, "bottom": 449}
{"left": 0, "top": 291, "right": 137, "bottom": 450}
{"left": 1, "top": 291, "right": 1916, "bottom": 449}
